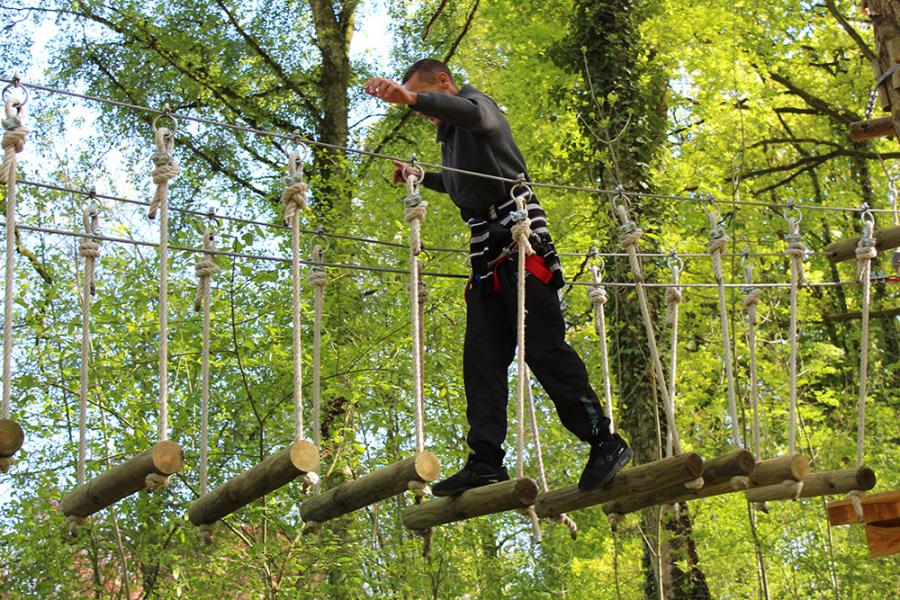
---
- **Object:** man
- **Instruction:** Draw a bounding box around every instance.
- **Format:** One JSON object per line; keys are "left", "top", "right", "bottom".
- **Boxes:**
{"left": 364, "top": 59, "right": 631, "bottom": 496}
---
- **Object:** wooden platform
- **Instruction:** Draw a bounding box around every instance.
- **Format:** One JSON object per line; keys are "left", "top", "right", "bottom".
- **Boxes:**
{"left": 301, "top": 452, "right": 439, "bottom": 524}
{"left": 824, "top": 225, "right": 900, "bottom": 263}
{"left": 188, "top": 441, "right": 319, "bottom": 526}
{"left": 61, "top": 440, "right": 184, "bottom": 518}
{"left": 535, "top": 452, "right": 704, "bottom": 518}
{"left": 827, "top": 489, "right": 900, "bottom": 557}
{"left": 402, "top": 478, "right": 538, "bottom": 530}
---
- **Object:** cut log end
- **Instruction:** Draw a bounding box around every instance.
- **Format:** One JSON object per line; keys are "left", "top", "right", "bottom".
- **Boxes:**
{"left": 414, "top": 451, "right": 441, "bottom": 482}
{"left": 0, "top": 419, "right": 25, "bottom": 458}
{"left": 152, "top": 440, "right": 185, "bottom": 475}
{"left": 289, "top": 440, "right": 320, "bottom": 474}
{"left": 849, "top": 116, "right": 895, "bottom": 142}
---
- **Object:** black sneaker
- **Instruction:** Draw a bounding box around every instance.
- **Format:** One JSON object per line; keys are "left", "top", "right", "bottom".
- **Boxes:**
{"left": 432, "top": 455, "right": 510, "bottom": 497}
{"left": 578, "top": 433, "right": 633, "bottom": 492}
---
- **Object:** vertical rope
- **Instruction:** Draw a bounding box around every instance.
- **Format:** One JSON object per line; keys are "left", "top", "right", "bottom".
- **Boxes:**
{"left": 510, "top": 186, "right": 541, "bottom": 542}
{"left": 889, "top": 185, "right": 899, "bottom": 273}
{"left": 742, "top": 261, "right": 762, "bottom": 459}
{"left": 589, "top": 265, "right": 615, "bottom": 434}
{"left": 282, "top": 152, "right": 308, "bottom": 444}
{"left": 403, "top": 172, "right": 427, "bottom": 454}
{"left": 195, "top": 230, "right": 219, "bottom": 497}
{"left": 307, "top": 244, "right": 327, "bottom": 496}
{"left": 854, "top": 212, "right": 877, "bottom": 469}
{"left": 77, "top": 208, "right": 100, "bottom": 487}
{"left": 526, "top": 382, "right": 577, "bottom": 539}
{"left": 708, "top": 213, "right": 741, "bottom": 448}
{"left": 664, "top": 258, "right": 683, "bottom": 457}
{"left": 1, "top": 96, "right": 27, "bottom": 426}
{"left": 613, "top": 197, "right": 679, "bottom": 455}
{"left": 416, "top": 263, "right": 428, "bottom": 408}
{"left": 783, "top": 214, "right": 806, "bottom": 454}
{"left": 149, "top": 126, "right": 178, "bottom": 444}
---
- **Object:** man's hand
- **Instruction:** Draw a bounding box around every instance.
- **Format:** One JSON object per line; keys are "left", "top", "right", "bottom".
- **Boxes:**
{"left": 364, "top": 77, "right": 417, "bottom": 106}
{"left": 391, "top": 159, "right": 422, "bottom": 184}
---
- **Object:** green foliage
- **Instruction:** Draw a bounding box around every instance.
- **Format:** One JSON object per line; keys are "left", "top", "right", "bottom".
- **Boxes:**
{"left": 0, "top": 0, "right": 897, "bottom": 598}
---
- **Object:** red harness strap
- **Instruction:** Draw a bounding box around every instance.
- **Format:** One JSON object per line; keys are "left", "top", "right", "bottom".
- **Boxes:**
{"left": 490, "top": 254, "right": 553, "bottom": 293}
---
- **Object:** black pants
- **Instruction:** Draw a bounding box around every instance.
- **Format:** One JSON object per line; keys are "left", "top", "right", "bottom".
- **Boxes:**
{"left": 463, "top": 259, "right": 612, "bottom": 466}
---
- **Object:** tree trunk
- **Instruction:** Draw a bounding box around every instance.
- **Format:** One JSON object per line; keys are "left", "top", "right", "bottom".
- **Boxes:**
{"left": 867, "top": 1, "right": 900, "bottom": 138}
{"left": 560, "top": 2, "right": 711, "bottom": 598}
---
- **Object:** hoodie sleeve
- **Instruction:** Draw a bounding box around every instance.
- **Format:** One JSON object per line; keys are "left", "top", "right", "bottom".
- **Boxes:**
{"left": 422, "top": 171, "right": 447, "bottom": 194}
{"left": 412, "top": 91, "right": 502, "bottom": 133}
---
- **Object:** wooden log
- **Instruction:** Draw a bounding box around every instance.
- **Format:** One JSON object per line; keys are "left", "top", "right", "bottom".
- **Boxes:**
{"left": 825, "top": 225, "right": 900, "bottom": 264}
{"left": 602, "top": 449, "right": 755, "bottom": 515}
{"left": 301, "top": 452, "right": 440, "bottom": 524}
{"left": 824, "top": 307, "right": 900, "bottom": 324}
{"left": 745, "top": 466, "right": 876, "bottom": 503}
{"left": 865, "top": 520, "right": 900, "bottom": 557}
{"left": 402, "top": 478, "right": 538, "bottom": 530}
{"left": 188, "top": 441, "right": 319, "bottom": 526}
{"left": 748, "top": 453, "right": 810, "bottom": 487}
{"left": 534, "top": 452, "right": 704, "bottom": 519}
{"left": 61, "top": 440, "right": 184, "bottom": 518}
{"left": 0, "top": 418, "right": 25, "bottom": 470}
{"left": 828, "top": 489, "right": 900, "bottom": 526}
{"left": 849, "top": 116, "right": 895, "bottom": 142}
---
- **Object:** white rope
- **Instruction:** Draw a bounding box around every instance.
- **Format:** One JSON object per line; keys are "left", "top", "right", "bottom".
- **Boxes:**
{"left": 708, "top": 214, "right": 741, "bottom": 448}
{"left": 77, "top": 208, "right": 100, "bottom": 486}
{"left": 665, "top": 261, "right": 683, "bottom": 456}
{"left": 614, "top": 199, "right": 678, "bottom": 455}
{"left": 589, "top": 266, "right": 615, "bottom": 434}
{"left": 525, "top": 380, "right": 577, "bottom": 540}
{"left": 308, "top": 244, "right": 327, "bottom": 495}
{"left": 854, "top": 215, "right": 876, "bottom": 469}
{"left": 282, "top": 152, "right": 308, "bottom": 445}
{"left": 889, "top": 185, "right": 899, "bottom": 273}
{"left": 1, "top": 97, "right": 27, "bottom": 428}
{"left": 510, "top": 190, "right": 542, "bottom": 542}
{"left": 404, "top": 174, "right": 427, "bottom": 454}
{"left": 784, "top": 216, "right": 805, "bottom": 454}
{"left": 743, "top": 264, "right": 762, "bottom": 458}
{"left": 149, "top": 126, "right": 177, "bottom": 448}
{"left": 195, "top": 229, "right": 219, "bottom": 497}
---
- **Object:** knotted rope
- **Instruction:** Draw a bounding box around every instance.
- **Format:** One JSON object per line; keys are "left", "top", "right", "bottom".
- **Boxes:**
{"left": 665, "top": 257, "right": 684, "bottom": 457}
{"left": 511, "top": 186, "right": 541, "bottom": 542}
{"left": 784, "top": 214, "right": 805, "bottom": 455}
{"left": 77, "top": 208, "right": 100, "bottom": 488}
{"left": 888, "top": 185, "right": 899, "bottom": 273}
{"left": 850, "top": 211, "right": 877, "bottom": 520}
{"left": 308, "top": 244, "right": 327, "bottom": 495}
{"left": 282, "top": 151, "right": 317, "bottom": 489}
{"left": 589, "top": 265, "right": 615, "bottom": 434}
{"left": 743, "top": 262, "right": 762, "bottom": 460}
{"left": 402, "top": 166, "right": 432, "bottom": 553}
{"left": 1, "top": 97, "right": 27, "bottom": 469}
{"left": 708, "top": 213, "right": 741, "bottom": 448}
{"left": 613, "top": 197, "right": 679, "bottom": 455}
{"left": 146, "top": 123, "right": 178, "bottom": 491}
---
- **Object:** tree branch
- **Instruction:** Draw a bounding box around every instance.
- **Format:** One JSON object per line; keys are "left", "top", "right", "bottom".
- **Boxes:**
{"left": 824, "top": 0, "right": 877, "bottom": 62}
{"left": 768, "top": 71, "right": 861, "bottom": 124}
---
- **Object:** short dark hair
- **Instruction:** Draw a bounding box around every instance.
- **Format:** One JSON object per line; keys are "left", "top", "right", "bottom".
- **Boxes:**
{"left": 402, "top": 59, "right": 456, "bottom": 86}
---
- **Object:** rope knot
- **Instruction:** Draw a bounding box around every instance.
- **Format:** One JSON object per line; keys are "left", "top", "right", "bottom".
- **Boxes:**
{"left": 307, "top": 267, "right": 328, "bottom": 288}
{"left": 848, "top": 489, "right": 866, "bottom": 522}
{"left": 148, "top": 127, "right": 178, "bottom": 219}
{"left": 282, "top": 179, "right": 308, "bottom": 224}
{"left": 408, "top": 480, "right": 430, "bottom": 500}
{"left": 0, "top": 99, "right": 28, "bottom": 185}
{"left": 403, "top": 201, "right": 428, "bottom": 224}
{"left": 607, "top": 512, "right": 626, "bottom": 532}
{"left": 684, "top": 477, "right": 704, "bottom": 490}
{"left": 665, "top": 286, "right": 682, "bottom": 325}
{"left": 855, "top": 235, "right": 878, "bottom": 283}
{"left": 198, "top": 522, "right": 217, "bottom": 545}
{"left": 79, "top": 237, "right": 100, "bottom": 259}
{"left": 742, "top": 287, "right": 761, "bottom": 309}
{"left": 588, "top": 284, "right": 608, "bottom": 305}
{"left": 617, "top": 223, "right": 643, "bottom": 248}
{"left": 145, "top": 473, "right": 169, "bottom": 493}
{"left": 511, "top": 218, "right": 535, "bottom": 256}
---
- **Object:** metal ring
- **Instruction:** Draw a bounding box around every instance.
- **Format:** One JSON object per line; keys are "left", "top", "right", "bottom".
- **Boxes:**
{"left": 611, "top": 190, "right": 631, "bottom": 212}
{"left": 861, "top": 206, "right": 875, "bottom": 226}
{"left": 151, "top": 110, "right": 178, "bottom": 133}
{"left": 784, "top": 205, "right": 803, "bottom": 224}
{"left": 1, "top": 82, "right": 28, "bottom": 108}
{"left": 402, "top": 164, "right": 424, "bottom": 185}
{"left": 312, "top": 226, "right": 331, "bottom": 254}
{"left": 667, "top": 251, "right": 684, "bottom": 271}
{"left": 509, "top": 173, "right": 532, "bottom": 201}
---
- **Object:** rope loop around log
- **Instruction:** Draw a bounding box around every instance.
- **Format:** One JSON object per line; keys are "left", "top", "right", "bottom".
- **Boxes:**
{"left": 145, "top": 472, "right": 169, "bottom": 493}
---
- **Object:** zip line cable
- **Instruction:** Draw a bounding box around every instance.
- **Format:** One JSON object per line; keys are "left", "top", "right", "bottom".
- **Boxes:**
{"left": 3, "top": 77, "right": 895, "bottom": 215}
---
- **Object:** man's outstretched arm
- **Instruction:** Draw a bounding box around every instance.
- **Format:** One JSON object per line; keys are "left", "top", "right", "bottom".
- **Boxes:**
{"left": 364, "top": 77, "right": 500, "bottom": 133}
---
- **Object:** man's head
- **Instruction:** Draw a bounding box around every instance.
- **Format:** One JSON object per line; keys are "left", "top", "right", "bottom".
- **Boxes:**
{"left": 403, "top": 59, "right": 458, "bottom": 125}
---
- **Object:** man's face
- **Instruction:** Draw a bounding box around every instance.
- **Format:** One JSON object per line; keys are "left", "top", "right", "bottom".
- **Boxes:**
{"left": 404, "top": 72, "right": 449, "bottom": 126}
